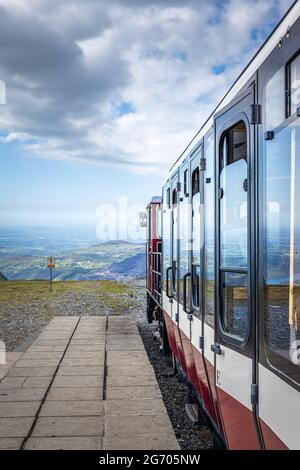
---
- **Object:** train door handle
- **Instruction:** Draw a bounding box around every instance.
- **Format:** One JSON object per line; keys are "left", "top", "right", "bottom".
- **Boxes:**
{"left": 211, "top": 343, "right": 222, "bottom": 355}
{"left": 183, "top": 272, "right": 192, "bottom": 313}
{"left": 166, "top": 267, "right": 174, "bottom": 298}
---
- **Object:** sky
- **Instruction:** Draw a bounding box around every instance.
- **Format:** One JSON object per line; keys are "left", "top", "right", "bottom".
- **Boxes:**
{"left": 0, "top": 0, "right": 295, "bottom": 229}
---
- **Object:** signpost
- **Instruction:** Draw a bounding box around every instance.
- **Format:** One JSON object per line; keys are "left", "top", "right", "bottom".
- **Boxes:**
{"left": 47, "top": 257, "right": 55, "bottom": 292}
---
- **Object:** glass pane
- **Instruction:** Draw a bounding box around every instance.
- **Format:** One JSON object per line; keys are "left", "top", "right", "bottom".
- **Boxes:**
{"left": 192, "top": 265, "right": 200, "bottom": 309}
{"left": 192, "top": 192, "right": 201, "bottom": 265}
{"left": 172, "top": 205, "right": 178, "bottom": 293}
{"left": 223, "top": 272, "right": 248, "bottom": 339}
{"left": 205, "top": 132, "right": 215, "bottom": 325}
{"left": 265, "top": 67, "right": 285, "bottom": 129}
{"left": 263, "top": 124, "right": 300, "bottom": 381}
{"left": 220, "top": 159, "right": 248, "bottom": 268}
{"left": 162, "top": 187, "right": 171, "bottom": 291}
{"left": 179, "top": 170, "right": 189, "bottom": 305}
{"left": 290, "top": 54, "right": 300, "bottom": 115}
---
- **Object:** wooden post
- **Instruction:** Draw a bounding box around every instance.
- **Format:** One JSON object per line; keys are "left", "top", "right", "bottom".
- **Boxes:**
{"left": 47, "top": 257, "right": 55, "bottom": 293}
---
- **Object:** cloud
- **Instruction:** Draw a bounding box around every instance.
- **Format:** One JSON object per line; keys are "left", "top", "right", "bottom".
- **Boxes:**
{"left": 0, "top": 0, "right": 295, "bottom": 173}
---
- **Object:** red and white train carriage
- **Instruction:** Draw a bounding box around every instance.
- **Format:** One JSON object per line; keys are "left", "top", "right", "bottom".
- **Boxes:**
{"left": 145, "top": 1, "right": 300, "bottom": 450}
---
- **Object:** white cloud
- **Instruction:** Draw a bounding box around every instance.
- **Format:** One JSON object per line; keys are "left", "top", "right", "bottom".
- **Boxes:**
{"left": 0, "top": 0, "right": 295, "bottom": 174}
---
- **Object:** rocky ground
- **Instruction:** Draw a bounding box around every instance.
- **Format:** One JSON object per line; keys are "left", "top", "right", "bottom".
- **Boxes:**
{"left": 0, "top": 278, "right": 212, "bottom": 450}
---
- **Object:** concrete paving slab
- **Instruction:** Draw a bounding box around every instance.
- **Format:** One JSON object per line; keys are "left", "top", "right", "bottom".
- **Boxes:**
{"left": 57, "top": 366, "right": 103, "bottom": 376}
{"left": 8, "top": 366, "right": 56, "bottom": 377}
{"left": 23, "top": 376, "right": 52, "bottom": 389}
{"left": 105, "top": 399, "right": 167, "bottom": 416}
{"left": 0, "top": 417, "right": 34, "bottom": 438}
{"left": 63, "top": 351, "right": 105, "bottom": 359}
{"left": 0, "top": 388, "right": 46, "bottom": 402}
{"left": 105, "top": 414, "right": 174, "bottom": 437}
{"left": 47, "top": 387, "right": 102, "bottom": 401}
{"left": 0, "top": 402, "right": 40, "bottom": 418}
{"left": 32, "top": 416, "right": 103, "bottom": 437}
{"left": 106, "top": 385, "right": 162, "bottom": 401}
{"left": 52, "top": 375, "right": 103, "bottom": 388}
{"left": 0, "top": 353, "right": 23, "bottom": 381}
{"left": 0, "top": 437, "right": 23, "bottom": 450}
{"left": 15, "top": 359, "right": 60, "bottom": 368}
{"left": 0, "top": 377, "right": 26, "bottom": 389}
{"left": 21, "top": 351, "right": 63, "bottom": 360}
{"left": 103, "top": 435, "right": 180, "bottom": 450}
{"left": 57, "top": 364, "right": 104, "bottom": 377}
{"left": 107, "top": 365, "right": 154, "bottom": 376}
{"left": 40, "top": 400, "right": 103, "bottom": 417}
{"left": 61, "top": 357, "right": 104, "bottom": 366}
{"left": 106, "top": 374, "right": 157, "bottom": 388}
{"left": 25, "top": 436, "right": 102, "bottom": 450}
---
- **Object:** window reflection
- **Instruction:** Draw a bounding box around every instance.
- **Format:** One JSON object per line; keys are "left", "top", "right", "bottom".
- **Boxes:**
{"left": 263, "top": 124, "right": 300, "bottom": 380}
{"left": 223, "top": 272, "right": 248, "bottom": 339}
{"left": 290, "top": 53, "right": 300, "bottom": 115}
{"left": 219, "top": 121, "right": 249, "bottom": 341}
{"left": 192, "top": 167, "right": 201, "bottom": 310}
{"left": 179, "top": 167, "right": 189, "bottom": 306}
{"left": 205, "top": 132, "right": 215, "bottom": 326}
{"left": 220, "top": 122, "right": 248, "bottom": 269}
{"left": 163, "top": 186, "right": 171, "bottom": 292}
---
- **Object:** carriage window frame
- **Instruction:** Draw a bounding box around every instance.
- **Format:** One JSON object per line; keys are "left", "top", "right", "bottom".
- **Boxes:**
{"left": 218, "top": 119, "right": 250, "bottom": 346}
{"left": 191, "top": 166, "right": 201, "bottom": 311}
{"left": 286, "top": 50, "right": 300, "bottom": 118}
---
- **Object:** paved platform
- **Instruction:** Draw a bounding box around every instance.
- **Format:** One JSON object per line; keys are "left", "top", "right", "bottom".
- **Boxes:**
{"left": 0, "top": 316, "right": 180, "bottom": 450}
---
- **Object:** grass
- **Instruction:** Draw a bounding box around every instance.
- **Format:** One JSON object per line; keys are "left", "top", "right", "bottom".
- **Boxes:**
{"left": 0, "top": 279, "right": 131, "bottom": 303}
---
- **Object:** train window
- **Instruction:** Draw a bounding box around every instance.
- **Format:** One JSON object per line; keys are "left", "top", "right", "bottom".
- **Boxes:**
{"left": 222, "top": 272, "right": 248, "bottom": 338}
{"left": 156, "top": 206, "right": 162, "bottom": 239}
{"left": 167, "top": 188, "right": 171, "bottom": 208}
{"left": 192, "top": 167, "right": 201, "bottom": 310}
{"left": 179, "top": 166, "right": 189, "bottom": 307}
{"left": 172, "top": 187, "right": 178, "bottom": 294}
{"left": 184, "top": 169, "right": 189, "bottom": 196}
{"left": 263, "top": 121, "right": 300, "bottom": 382}
{"left": 265, "top": 67, "right": 285, "bottom": 130}
{"left": 219, "top": 120, "right": 249, "bottom": 342}
{"left": 220, "top": 122, "right": 248, "bottom": 270}
{"left": 204, "top": 131, "right": 215, "bottom": 326}
{"left": 162, "top": 186, "right": 171, "bottom": 292}
{"left": 287, "top": 52, "right": 300, "bottom": 116}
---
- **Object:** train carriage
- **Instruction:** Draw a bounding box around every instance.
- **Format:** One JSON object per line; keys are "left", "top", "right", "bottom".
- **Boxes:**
{"left": 145, "top": 1, "right": 300, "bottom": 450}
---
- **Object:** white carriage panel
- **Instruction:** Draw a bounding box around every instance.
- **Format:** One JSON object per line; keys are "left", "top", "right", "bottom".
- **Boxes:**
{"left": 259, "top": 364, "right": 300, "bottom": 450}
{"left": 216, "top": 347, "right": 252, "bottom": 410}
{"left": 178, "top": 303, "right": 192, "bottom": 340}
{"left": 190, "top": 315, "right": 202, "bottom": 351}
{"left": 203, "top": 323, "right": 215, "bottom": 366}
{"left": 162, "top": 290, "right": 172, "bottom": 317}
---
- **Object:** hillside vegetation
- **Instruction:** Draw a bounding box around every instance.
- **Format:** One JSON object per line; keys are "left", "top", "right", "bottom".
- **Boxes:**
{"left": 0, "top": 240, "right": 145, "bottom": 281}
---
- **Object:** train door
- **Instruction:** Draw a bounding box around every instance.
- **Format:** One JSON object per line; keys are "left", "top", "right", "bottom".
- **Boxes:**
{"left": 171, "top": 171, "right": 187, "bottom": 369}
{"left": 213, "top": 83, "right": 261, "bottom": 449}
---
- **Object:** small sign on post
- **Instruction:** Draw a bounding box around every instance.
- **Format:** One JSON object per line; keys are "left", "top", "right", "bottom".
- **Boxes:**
{"left": 47, "top": 256, "right": 55, "bottom": 292}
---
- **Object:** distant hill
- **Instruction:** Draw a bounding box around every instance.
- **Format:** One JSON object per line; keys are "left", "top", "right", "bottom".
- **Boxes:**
{"left": 0, "top": 240, "right": 145, "bottom": 281}
{"left": 0, "top": 271, "right": 7, "bottom": 281}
